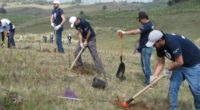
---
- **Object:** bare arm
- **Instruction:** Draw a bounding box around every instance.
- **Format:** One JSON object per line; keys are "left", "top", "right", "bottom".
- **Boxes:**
{"left": 50, "top": 15, "right": 54, "bottom": 23}
{"left": 85, "top": 31, "right": 91, "bottom": 42}
{"left": 60, "top": 14, "right": 66, "bottom": 26}
{"left": 124, "top": 29, "right": 141, "bottom": 35}
{"left": 77, "top": 30, "right": 83, "bottom": 44}
{"left": 153, "top": 57, "right": 165, "bottom": 77}
{"left": 168, "top": 55, "right": 184, "bottom": 71}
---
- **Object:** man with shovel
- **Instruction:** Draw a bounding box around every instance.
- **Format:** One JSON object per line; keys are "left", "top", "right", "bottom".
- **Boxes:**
{"left": 147, "top": 30, "right": 200, "bottom": 110}
{"left": 117, "top": 11, "right": 154, "bottom": 85}
{"left": 0, "top": 18, "right": 16, "bottom": 48}
{"left": 50, "top": 0, "right": 65, "bottom": 53}
{"left": 69, "top": 16, "right": 107, "bottom": 89}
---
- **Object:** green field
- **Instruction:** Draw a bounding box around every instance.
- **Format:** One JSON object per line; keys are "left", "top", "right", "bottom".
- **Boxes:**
{"left": 0, "top": 0, "right": 200, "bottom": 110}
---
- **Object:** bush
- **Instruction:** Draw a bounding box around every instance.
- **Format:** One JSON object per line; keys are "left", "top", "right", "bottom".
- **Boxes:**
{"left": 102, "top": 5, "right": 107, "bottom": 11}
{"left": 79, "top": 10, "right": 84, "bottom": 15}
{"left": 0, "top": 8, "right": 6, "bottom": 14}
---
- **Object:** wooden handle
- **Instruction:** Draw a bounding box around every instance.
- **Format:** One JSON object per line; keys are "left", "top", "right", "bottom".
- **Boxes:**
{"left": 119, "top": 32, "right": 123, "bottom": 57}
{"left": 131, "top": 75, "right": 164, "bottom": 100}
{"left": 70, "top": 47, "right": 85, "bottom": 70}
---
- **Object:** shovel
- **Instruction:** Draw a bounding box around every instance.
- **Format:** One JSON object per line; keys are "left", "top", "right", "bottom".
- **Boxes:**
{"left": 116, "top": 74, "right": 164, "bottom": 110}
{"left": 116, "top": 32, "right": 126, "bottom": 80}
{"left": 70, "top": 46, "right": 86, "bottom": 70}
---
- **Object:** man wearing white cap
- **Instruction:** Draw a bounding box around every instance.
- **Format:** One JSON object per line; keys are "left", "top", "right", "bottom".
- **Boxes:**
{"left": 147, "top": 30, "right": 200, "bottom": 110}
{"left": 50, "top": 0, "right": 65, "bottom": 53}
{"left": 69, "top": 16, "right": 107, "bottom": 89}
{"left": 0, "top": 18, "right": 16, "bottom": 48}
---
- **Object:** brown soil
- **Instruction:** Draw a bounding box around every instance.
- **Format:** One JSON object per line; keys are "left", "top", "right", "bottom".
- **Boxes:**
{"left": 72, "top": 66, "right": 94, "bottom": 75}
{"left": 128, "top": 101, "right": 153, "bottom": 110}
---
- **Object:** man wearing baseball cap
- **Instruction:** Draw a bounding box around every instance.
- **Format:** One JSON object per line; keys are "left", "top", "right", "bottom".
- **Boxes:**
{"left": 117, "top": 11, "right": 154, "bottom": 85}
{"left": 69, "top": 16, "right": 107, "bottom": 89}
{"left": 147, "top": 30, "right": 200, "bottom": 110}
{"left": 50, "top": 0, "right": 65, "bottom": 53}
{"left": 0, "top": 18, "right": 16, "bottom": 48}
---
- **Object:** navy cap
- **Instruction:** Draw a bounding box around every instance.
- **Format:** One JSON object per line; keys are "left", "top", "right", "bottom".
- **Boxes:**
{"left": 137, "top": 11, "right": 148, "bottom": 19}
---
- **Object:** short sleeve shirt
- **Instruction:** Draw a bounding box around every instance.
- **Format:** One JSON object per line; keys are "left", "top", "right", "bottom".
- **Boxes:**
{"left": 52, "top": 8, "right": 64, "bottom": 26}
{"left": 75, "top": 18, "right": 95, "bottom": 40}
{"left": 139, "top": 21, "right": 154, "bottom": 50}
{"left": 157, "top": 34, "right": 200, "bottom": 67}
{"left": 0, "top": 19, "right": 14, "bottom": 31}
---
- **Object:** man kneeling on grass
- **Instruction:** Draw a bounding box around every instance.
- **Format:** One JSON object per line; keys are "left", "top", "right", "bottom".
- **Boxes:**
{"left": 69, "top": 16, "right": 107, "bottom": 89}
{"left": 147, "top": 30, "right": 200, "bottom": 110}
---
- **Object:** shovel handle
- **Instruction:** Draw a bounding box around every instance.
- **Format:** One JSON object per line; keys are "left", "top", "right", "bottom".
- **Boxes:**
{"left": 119, "top": 32, "right": 123, "bottom": 57}
{"left": 70, "top": 46, "right": 86, "bottom": 70}
{"left": 126, "top": 75, "right": 164, "bottom": 104}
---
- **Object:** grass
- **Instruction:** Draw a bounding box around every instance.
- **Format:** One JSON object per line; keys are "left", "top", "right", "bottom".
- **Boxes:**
{"left": 0, "top": 0, "right": 199, "bottom": 110}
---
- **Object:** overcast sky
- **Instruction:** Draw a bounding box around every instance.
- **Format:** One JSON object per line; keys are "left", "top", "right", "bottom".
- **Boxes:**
{"left": 49, "top": 0, "right": 153, "bottom": 4}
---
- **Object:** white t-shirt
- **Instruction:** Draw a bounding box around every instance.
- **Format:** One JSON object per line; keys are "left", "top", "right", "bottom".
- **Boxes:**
{"left": 0, "top": 19, "right": 15, "bottom": 32}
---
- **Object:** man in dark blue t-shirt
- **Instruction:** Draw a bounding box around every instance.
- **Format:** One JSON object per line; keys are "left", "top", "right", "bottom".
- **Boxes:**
{"left": 146, "top": 30, "right": 200, "bottom": 110}
{"left": 117, "top": 11, "right": 154, "bottom": 85}
{"left": 69, "top": 16, "right": 107, "bottom": 89}
{"left": 50, "top": 0, "right": 65, "bottom": 53}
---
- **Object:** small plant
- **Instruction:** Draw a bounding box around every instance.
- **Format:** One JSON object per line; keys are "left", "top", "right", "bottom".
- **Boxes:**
{"left": 0, "top": 8, "right": 6, "bottom": 14}
{"left": 102, "top": 5, "right": 107, "bottom": 11}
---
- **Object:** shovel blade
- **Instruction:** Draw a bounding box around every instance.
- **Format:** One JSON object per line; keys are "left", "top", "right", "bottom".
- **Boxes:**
{"left": 116, "top": 62, "right": 125, "bottom": 80}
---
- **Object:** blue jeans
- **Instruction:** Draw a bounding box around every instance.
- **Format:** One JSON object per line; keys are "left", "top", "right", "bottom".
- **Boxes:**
{"left": 8, "top": 29, "right": 15, "bottom": 47}
{"left": 169, "top": 64, "right": 200, "bottom": 110}
{"left": 56, "top": 28, "right": 64, "bottom": 53}
{"left": 141, "top": 47, "right": 154, "bottom": 85}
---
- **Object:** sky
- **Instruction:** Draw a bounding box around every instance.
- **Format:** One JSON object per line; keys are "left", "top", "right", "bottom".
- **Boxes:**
{"left": 49, "top": 0, "right": 154, "bottom": 4}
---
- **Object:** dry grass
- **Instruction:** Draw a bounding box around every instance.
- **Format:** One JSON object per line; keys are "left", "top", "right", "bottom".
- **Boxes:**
{"left": 0, "top": 33, "right": 195, "bottom": 110}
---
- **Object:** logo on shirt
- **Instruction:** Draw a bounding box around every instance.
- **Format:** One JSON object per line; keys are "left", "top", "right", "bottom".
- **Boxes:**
{"left": 173, "top": 48, "right": 180, "bottom": 54}
{"left": 53, "top": 13, "right": 57, "bottom": 19}
{"left": 164, "top": 50, "right": 172, "bottom": 60}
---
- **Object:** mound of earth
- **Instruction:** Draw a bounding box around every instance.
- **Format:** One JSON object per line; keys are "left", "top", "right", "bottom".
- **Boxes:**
{"left": 72, "top": 66, "right": 94, "bottom": 75}
{"left": 128, "top": 101, "right": 153, "bottom": 110}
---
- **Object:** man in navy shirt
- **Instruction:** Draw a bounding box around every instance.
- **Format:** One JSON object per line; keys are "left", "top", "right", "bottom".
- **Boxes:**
{"left": 117, "top": 11, "right": 154, "bottom": 85}
{"left": 146, "top": 30, "right": 200, "bottom": 110}
{"left": 69, "top": 16, "right": 107, "bottom": 89}
{"left": 50, "top": 0, "right": 65, "bottom": 53}
{"left": 0, "top": 18, "right": 15, "bottom": 48}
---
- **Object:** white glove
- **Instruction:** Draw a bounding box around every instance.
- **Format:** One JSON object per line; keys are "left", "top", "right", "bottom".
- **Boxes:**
{"left": 150, "top": 75, "right": 158, "bottom": 84}
{"left": 83, "top": 41, "right": 87, "bottom": 47}
{"left": 80, "top": 43, "right": 84, "bottom": 48}
{"left": 117, "top": 29, "right": 126, "bottom": 34}
{"left": 51, "top": 23, "right": 55, "bottom": 28}
{"left": 163, "top": 68, "right": 172, "bottom": 77}
{"left": 54, "top": 24, "right": 61, "bottom": 31}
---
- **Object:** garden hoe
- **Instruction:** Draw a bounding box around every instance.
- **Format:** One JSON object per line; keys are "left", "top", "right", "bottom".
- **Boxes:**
{"left": 113, "top": 74, "right": 164, "bottom": 110}
{"left": 116, "top": 32, "right": 125, "bottom": 80}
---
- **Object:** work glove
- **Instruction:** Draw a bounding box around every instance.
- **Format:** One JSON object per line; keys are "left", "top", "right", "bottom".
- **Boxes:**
{"left": 163, "top": 68, "right": 172, "bottom": 77}
{"left": 150, "top": 75, "right": 158, "bottom": 87}
{"left": 80, "top": 43, "right": 84, "bottom": 48}
{"left": 51, "top": 23, "right": 55, "bottom": 28}
{"left": 83, "top": 41, "right": 87, "bottom": 47}
{"left": 54, "top": 24, "right": 61, "bottom": 31}
{"left": 117, "top": 29, "right": 126, "bottom": 34}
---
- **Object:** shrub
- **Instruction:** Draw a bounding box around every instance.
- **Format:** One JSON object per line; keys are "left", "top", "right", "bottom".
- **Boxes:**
{"left": 0, "top": 8, "right": 6, "bottom": 14}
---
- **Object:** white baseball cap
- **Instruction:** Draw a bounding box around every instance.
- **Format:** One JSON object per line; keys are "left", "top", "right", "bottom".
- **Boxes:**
{"left": 146, "top": 30, "right": 163, "bottom": 47}
{"left": 69, "top": 16, "right": 77, "bottom": 28}
{"left": 53, "top": 0, "right": 61, "bottom": 4}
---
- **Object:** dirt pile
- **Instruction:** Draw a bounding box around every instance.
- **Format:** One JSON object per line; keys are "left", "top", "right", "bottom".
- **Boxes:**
{"left": 128, "top": 101, "right": 153, "bottom": 110}
{"left": 72, "top": 66, "right": 94, "bottom": 75}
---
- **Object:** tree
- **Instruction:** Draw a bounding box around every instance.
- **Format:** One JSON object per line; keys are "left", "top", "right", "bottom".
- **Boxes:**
{"left": 75, "top": 0, "right": 81, "bottom": 4}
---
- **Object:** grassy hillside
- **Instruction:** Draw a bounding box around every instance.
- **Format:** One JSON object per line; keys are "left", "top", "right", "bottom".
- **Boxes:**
{"left": 0, "top": 0, "right": 200, "bottom": 110}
